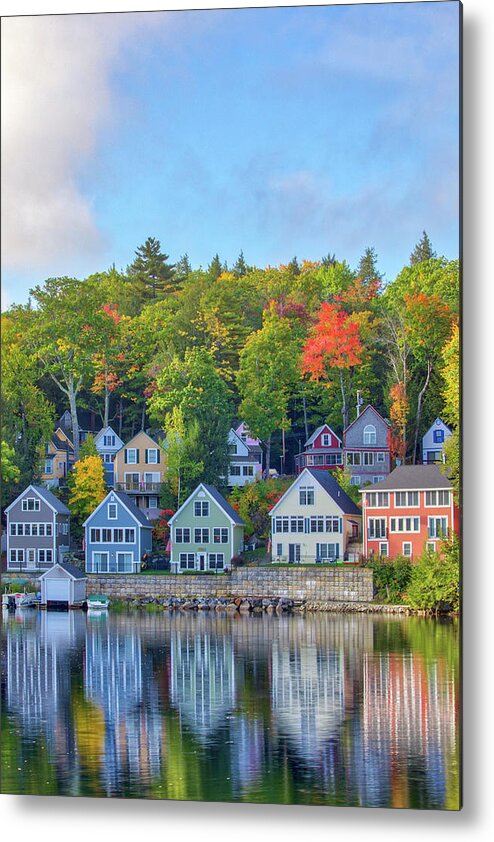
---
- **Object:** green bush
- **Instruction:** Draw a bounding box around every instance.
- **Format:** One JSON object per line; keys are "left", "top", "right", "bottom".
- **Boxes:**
{"left": 406, "top": 536, "right": 460, "bottom": 613}
{"left": 366, "top": 556, "right": 413, "bottom": 604}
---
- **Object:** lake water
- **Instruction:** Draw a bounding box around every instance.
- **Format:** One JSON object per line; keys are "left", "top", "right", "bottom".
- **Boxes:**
{"left": 1, "top": 608, "right": 460, "bottom": 809}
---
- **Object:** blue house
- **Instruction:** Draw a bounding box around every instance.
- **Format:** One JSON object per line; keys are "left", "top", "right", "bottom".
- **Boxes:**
{"left": 94, "top": 426, "right": 124, "bottom": 487}
{"left": 83, "top": 490, "right": 153, "bottom": 574}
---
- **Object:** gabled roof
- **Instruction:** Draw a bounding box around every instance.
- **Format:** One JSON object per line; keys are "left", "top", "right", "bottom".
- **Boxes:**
{"left": 116, "top": 429, "right": 165, "bottom": 452}
{"left": 39, "top": 561, "right": 86, "bottom": 580}
{"left": 359, "top": 464, "right": 452, "bottom": 492}
{"left": 5, "top": 485, "right": 70, "bottom": 515}
{"left": 83, "top": 490, "right": 153, "bottom": 528}
{"left": 344, "top": 404, "right": 391, "bottom": 435}
{"left": 423, "top": 417, "right": 452, "bottom": 436}
{"left": 269, "top": 468, "right": 361, "bottom": 516}
{"left": 94, "top": 426, "right": 123, "bottom": 446}
{"left": 305, "top": 424, "right": 342, "bottom": 447}
{"left": 168, "top": 483, "right": 245, "bottom": 527}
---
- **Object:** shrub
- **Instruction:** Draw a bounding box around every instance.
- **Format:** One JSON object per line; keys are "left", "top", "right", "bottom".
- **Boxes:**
{"left": 366, "top": 555, "right": 413, "bottom": 604}
{"left": 406, "top": 536, "right": 460, "bottom": 613}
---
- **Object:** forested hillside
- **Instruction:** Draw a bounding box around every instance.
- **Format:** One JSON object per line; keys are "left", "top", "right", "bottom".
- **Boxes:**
{"left": 1, "top": 232, "right": 459, "bottom": 505}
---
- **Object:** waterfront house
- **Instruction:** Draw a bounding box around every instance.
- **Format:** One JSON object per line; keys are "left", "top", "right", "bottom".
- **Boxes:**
{"left": 6, "top": 485, "right": 70, "bottom": 572}
{"left": 40, "top": 561, "right": 87, "bottom": 608}
{"left": 227, "top": 428, "right": 263, "bottom": 487}
{"left": 343, "top": 405, "right": 391, "bottom": 486}
{"left": 94, "top": 425, "right": 124, "bottom": 487}
{"left": 168, "top": 484, "right": 245, "bottom": 573}
{"left": 234, "top": 421, "right": 263, "bottom": 461}
{"left": 83, "top": 489, "right": 153, "bottom": 574}
{"left": 41, "top": 427, "right": 75, "bottom": 487}
{"left": 269, "top": 467, "right": 362, "bottom": 564}
{"left": 360, "top": 464, "right": 458, "bottom": 560}
{"left": 113, "top": 431, "right": 167, "bottom": 519}
{"left": 422, "top": 418, "right": 452, "bottom": 464}
{"left": 294, "top": 424, "right": 343, "bottom": 474}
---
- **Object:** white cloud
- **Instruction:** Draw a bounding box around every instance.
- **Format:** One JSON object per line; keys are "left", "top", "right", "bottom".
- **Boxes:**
{"left": 1, "top": 14, "right": 146, "bottom": 273}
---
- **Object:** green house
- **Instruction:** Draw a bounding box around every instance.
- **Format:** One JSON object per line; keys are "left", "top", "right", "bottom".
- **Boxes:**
{"left": 168, "top": 484, "right": 245, "bottom": 573}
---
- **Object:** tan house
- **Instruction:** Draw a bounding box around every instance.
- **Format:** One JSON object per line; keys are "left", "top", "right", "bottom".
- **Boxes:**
{"left": 41, "top": 428, "right": 75, "bottom": 488}
{"left": 113, "top": 431, "right": 167, "bottom": 518}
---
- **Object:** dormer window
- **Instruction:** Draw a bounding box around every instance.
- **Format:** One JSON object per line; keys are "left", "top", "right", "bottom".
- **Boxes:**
{"left": 108, "top": 503, "right": 118, "bottom": 519}
{"left": 322, "top": 433, "right": 330, "bottom": 447}
{"left": 363, "top": 424, "right": 376, "bottom": 445}
{"left": 433, "top": 430, "right": 444, "bottom": 443}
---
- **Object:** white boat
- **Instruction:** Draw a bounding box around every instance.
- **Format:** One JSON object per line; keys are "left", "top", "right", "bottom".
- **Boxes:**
{"left": 2, "top": 582, "right": 38, "bottom": 608}
{"left": 15, "top": 591, "right": 38, "bottom": 608}
{"left": 86, "top": 594, "right": 110, "bottom": 610}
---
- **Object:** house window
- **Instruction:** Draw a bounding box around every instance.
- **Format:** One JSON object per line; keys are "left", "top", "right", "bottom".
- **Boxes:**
{"left": 363, "top": 424, "right": 376, "bottom": 445}
{"left": 428, "top": 517, "right": 448, "bottom": 539}
{"left": 242, "top": 465, "right": 254, "bottom": 477}
{"left": 363, "top": 452, "right": 374, "bottom": 466}
{"left": 146, "top": 448, "right": 159, "bottom": 464}
{"left": 346, "top": 452, "right": 361, "bottom": 466}
{"left": 316, "top": 543, "right": 339, "bottom": 561}
{"left": 148, "top": 496, "right": 158, "bottom": 508}
{"left": 126, "top": 448, "right": 138, "bottom": 464}
{"left": 229, "top": 444, "right": 238, "bottom": 455}
{"left": 276, "top": 543, "right": 283, "bottom": 557}
{"left": 425, "top": 490, "right": 450, "bottom": 506}
{"left": 273, "top": 516, "right": 289, "bottom": 533}
{"left": 325, "top": 516, "right": 341, "bottom": 532}
{"left": 22, "top": 497, "right": 40, "bottom": 511}
{"left": 377, "top": 452, "right": 386, "bottom": 463}
{"left": 230, "top": 465, "right": 241, "bottom": 476}
{"left": 103, "top": 434, "right": 116, "bottom": 447}
{"left": 321, "top": 434, "right": 330, "bottom": 446}
{"left": 350, "top": 476, "right": 361, "bottom": 486}
{"left": 213, "top": 528, "right": 229, "bottom": 543}
{"left": 10, "top": 523, "right": 19, "bottom": 536}
{"left": 288, "top": 544, "right": 301, "bottom": 563}
{"left": 38, "top": 549, "right": 53, "bottom": 565}
{"left": 90, "top": 528, "right": 101, "bottom": 543}
{"left": 31, "top": 524, "right": 38, "bottom": 536}
{"left": 426, "top": 542, "right": 437, "bottom": 553}
{"left": 299, "top": 486, "right": 315, "bottom": 505}
{"left": 108, "top": 503, "right": 118, "bottom": 519}
{"left": 372, "top": 476, "right": 382, "bottom": 484}
{"left": 62, "top": 523, "right": 68, "bottom": 535}
{"left": 125, "top": 528, "right": 136, "bottom": 543}
{"left": 44, "top": 460, "right": 53, "bottom": 474}
{"left": 102, "top": 529, "right": 112, "bottom": 542}
{"left": 290, "top": 516, "right": 305, "bottom": 533}
{"left": 10, "top": 549, "right": 24, "bottom": 564}
{"left": 92, "top": 552, "right": 109, "bottom": 573}
{"left": 179, "top": 553, "right": 195, "bottom": 570}
{"left": 194, "top": 501, "right": 209, "bottom": 517}
{"left": 395, "top": 491, "right": 419, "bottom": 507}
{"left": 326, "top": 453, "right": 342, "bottom": 465}
{"left": 209, "top": 553, "right": 224, "bottom": 570}
{"left": 310, "top": 516, "right": 325, "bottom": 533}
{"left": 124, "top": 472, "right": 140, "bottom": 490}
{"left": 175, "top": 528, "right": 191, "bottom": 543}
{"left": 402, "top": 542, "right": 412, "bottom": 557}
{"left": 390, "top": 517, "right": 420, "bottom": 533}
{"left": 433, "top": 430, "right": 445, "bottom": 443}
{"left": 379, "top": 542, "right": 388, "bottom": 557}
{"left": 113, "top": 529, "right": 124, "bottom": 543}
{"left": 194, "top": 528, "right": 209, "bottom": 544}
{"left": 104, "top": 453, "right": 113, "bottom": 463}
{"left": 368, "top": 518, "right": 387, "bottom": 539}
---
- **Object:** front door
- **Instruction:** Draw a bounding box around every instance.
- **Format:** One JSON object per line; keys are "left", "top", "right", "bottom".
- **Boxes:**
{"left": 27, "top": 548, "right": 37, "bottom": 569}
{"left": 288, "top": 544, "right": 301, "bottom": 564}
{"left": 197, "top": 553, "right": 206, "bottom": 571}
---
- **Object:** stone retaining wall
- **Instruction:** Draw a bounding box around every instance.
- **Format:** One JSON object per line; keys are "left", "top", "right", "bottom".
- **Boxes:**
{"left": 85, "top": 567, "right": 374, "bottom": 603}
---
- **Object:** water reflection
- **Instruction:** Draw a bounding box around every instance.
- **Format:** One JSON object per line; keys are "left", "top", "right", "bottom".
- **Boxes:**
{"left": 1, "top": 610, "right": 460, "bottom": 808}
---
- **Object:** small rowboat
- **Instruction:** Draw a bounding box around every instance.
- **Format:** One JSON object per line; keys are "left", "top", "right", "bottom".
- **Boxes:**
{"left": 86, "top": 594, "right": 110, "bottom": 610}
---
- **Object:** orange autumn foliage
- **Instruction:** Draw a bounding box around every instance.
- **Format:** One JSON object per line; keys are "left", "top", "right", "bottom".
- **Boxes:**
{"left": 301, "top": 302, "right": 363, "bottom": 379}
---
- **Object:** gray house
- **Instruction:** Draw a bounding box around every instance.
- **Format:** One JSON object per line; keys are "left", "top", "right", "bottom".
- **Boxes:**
{"left": 343, "top": 405, "right": 391, "bottom": 486}
{"left": 83, "top": 490, "right": 153, "bottom": 574}
{"left": 5, "top": 485, "right": 71, "bottom": 572}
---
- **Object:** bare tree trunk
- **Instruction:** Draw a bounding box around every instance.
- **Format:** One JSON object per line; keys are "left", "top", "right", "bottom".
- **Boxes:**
{"left": 339, "top": 370, "right": 349, "bottom": 430}
{"left": 68, "top": 384, "right": 80, "bottom": 459}
{"left": 141, "top": 403, "right": 146, "bottom": 431}
{"left": 413, "top": 360, "right": 432, "bottom": 464}
{"left": 302, "top": 393, "right": 309, "bottom": 441}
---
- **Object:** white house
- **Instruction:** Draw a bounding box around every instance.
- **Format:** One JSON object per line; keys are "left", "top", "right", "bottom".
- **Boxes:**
{"left": 422, "top": 418, "right": 452, "bottom": 464}
{"left": 227, "top": 428, "right": 262, "bottom": 487}
{"left": 269, "top": 468, "right": 362, "bottom": 564}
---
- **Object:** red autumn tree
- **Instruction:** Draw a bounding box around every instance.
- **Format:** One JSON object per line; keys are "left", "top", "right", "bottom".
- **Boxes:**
{"left": 301, "top": 302, "right": 363, "bottom": 428}
{"left": 389, "top": 381, "right": 408, "bottom": 462}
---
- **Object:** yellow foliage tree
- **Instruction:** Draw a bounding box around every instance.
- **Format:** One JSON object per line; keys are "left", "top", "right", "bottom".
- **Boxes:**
{"left": 68, "top": 455, "right": 107, "bottom": 524}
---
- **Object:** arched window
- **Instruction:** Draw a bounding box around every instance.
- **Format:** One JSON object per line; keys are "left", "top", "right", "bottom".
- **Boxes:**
{"left": 363, "top": 424, "right": 376, "bottom": 445}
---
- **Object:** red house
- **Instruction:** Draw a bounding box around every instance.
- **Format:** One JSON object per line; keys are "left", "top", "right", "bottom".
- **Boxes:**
{"left": 361, "top": 465, "right": 458, "bottom": 560}
{"left": 294, "top": 424, "right": 343, "bottom": 474}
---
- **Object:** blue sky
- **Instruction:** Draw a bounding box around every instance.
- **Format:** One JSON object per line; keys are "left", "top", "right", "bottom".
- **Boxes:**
{"left": 1, "top": 1, "right": 460, "bottom": 307}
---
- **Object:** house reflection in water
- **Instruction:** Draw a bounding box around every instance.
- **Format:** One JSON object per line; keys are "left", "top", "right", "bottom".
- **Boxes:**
{"left": 83, "top": 619, "right": 163, "bottom": 794}
{"left": 170, "top": 624, "right": 236, "bottom": 744}
{"left": 5, "top": 610, "right": 86, "bottom": 791}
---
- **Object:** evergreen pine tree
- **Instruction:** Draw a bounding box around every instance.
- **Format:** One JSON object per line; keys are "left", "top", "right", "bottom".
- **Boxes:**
{"left": 287, "top": 256, "right": 300, "bottom": 276}
{"left": 410, "top": 231, "right": 436, "bottom": 265}
{"left": 321, "top": 252, "right": 337, "bottom": 267}
{"left": 208, "top": 253, "right": 223, "bottom": 280}
{"left": 175, "top": 253, "right": 192, "bottom": 283}
{"left": 127, "top": 237, "right": 176, "bottom": 308}
{"left": 357, "top": 246, "right": 383, "bottom": 287}
{"left": 233, "top": 250, "right": 248, "bottom": 277}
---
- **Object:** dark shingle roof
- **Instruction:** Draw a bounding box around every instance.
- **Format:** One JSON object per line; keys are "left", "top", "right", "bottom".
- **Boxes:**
{"left": 32, "top": 485, "right": 71, "bottom": 514}
{"left": 305, "top": 468, "right": 362, "bottom": 515}
{"left": 112, "top": 491, "right": 153, "bottom": 527}
{"left": 58, "top": 561, "right": 86, "bottom": 580}
{"left": 203, "top": 484, "right": 245, "bottom": 526}
{"left": 362, "top": 464, "right": 452, "bottom": 491}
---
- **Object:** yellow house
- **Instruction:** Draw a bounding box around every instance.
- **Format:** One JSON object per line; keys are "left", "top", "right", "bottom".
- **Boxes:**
{"left": 41, "top": 428, "right": 75, "bottom": 487}
{"left": 113, "top": 431, "right": 167, "bottom": 517}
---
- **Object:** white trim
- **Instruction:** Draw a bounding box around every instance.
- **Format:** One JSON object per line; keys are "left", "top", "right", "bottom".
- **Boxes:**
{"left": 168, "top": 483, "right": 239, "bottom": 527}
{"left": 402, "top": 542, "right": 413, "bottom": 557}
{"left": 5, "top": 484, "right": 65, "bottom": 515}
{"left": 82, "top": 490, "right": 153, "bottom": 528}
{"left": 39, "top": 562, "right": 82, "bottom": 581}
{"left": 269, "top": 468, "right": 332, "bottom": 516}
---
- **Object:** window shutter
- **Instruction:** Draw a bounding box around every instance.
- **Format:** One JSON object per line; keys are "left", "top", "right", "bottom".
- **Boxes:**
{"left": 145, "top": 449, "right": 148, "bottom": 464}
{"left": 316, "top": 542, "right": 320, "bottom": 560}
{"left": 124, "top": 450, "right": 128, "bottom": 464}
{"left": 340, "top": 518, "right": 343, "bottom": 533}
{"left": 305, "top": 518, "right": 310, "bottom": 533}
{"left": 136, "top": 449, "right": 140, "bottom": 463}
{"left": 272, "top": 520, "right": 276, "bottom": 534}
{"left": 157, "top": 449, "right": 160, "bottom": 464}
